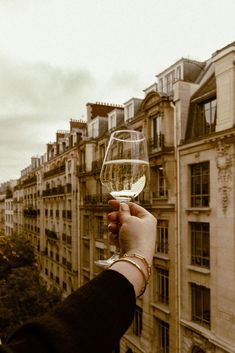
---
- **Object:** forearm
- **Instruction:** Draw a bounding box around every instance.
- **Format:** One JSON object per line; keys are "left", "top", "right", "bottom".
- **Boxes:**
{"left": 1, "top": 270, "right": 135, "bottom": 353}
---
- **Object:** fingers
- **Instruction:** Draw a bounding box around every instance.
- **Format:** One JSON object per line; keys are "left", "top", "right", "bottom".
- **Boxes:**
{"left": 109, "top": 199, "right": 151, "bottom": 220}
{"left": 108, "top": 199, "right": 120, "bottom": 210}
{"left": 127, "top": 202, "right": 151, "bottom": 219}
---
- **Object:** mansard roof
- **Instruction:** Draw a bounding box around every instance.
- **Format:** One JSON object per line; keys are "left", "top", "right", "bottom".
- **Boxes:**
{"left": 191, "top": 74, "right": 216, "bottom": 102}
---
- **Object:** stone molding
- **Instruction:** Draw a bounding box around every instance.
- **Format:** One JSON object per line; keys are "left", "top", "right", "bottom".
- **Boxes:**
{"left": 216, "top": 140, "right": 232, "bottom": 213}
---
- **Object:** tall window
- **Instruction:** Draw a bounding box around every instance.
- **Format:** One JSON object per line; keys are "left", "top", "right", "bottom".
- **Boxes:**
{"left": 191, "top": 222, "right": 210, "bottom": 268}
{"left": 156, "top": 268, "right": 169, "bottom": 305}
{"left": 199, "top": 99, "right": 216, "bottom": 135}
{"left": 191, "top": 283, "right": 210, "bottom": 328}
{"left": 153, "top": 115, "right": 164, "bottom": 149}
{"left": 153, "top": 166, "right": 168, "bottom": 198}
{"left": 83, "top": 215, "right": 90, "bottom": 237}
{"left": 95, "top": 247, "right": 105, "bottom": 261}
{"left": 156, "top": 220, "right": 169, "bottom": 254}
{"left": 191, "top": 162, "right": 209, "bottom": 207}
{"left": 95, "top": 216, "right": 104, "bottom": 239}
{"left": 159, "top": 320, "right": 169, "bottom": 353}
{"left": 82, "top": 241, "right": 90, "bottom": 268}
{"left": 133, "top": 305, "right": 142, "bottom": 337}
{"left": 166, "top": 71, "right": 174, "bottom": 93}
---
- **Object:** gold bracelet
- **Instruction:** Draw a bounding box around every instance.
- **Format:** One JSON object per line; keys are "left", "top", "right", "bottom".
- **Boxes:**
{"left": 123, "top": 253, "right": 151, "bottom": 279}
{"left": 109, "top": 258, "right": 148, "bottom": 297}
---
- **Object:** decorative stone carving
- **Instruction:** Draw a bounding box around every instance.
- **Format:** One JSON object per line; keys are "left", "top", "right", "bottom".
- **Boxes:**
{"left": 216, "top": 140, "right": 232, "bottom": 213}
{"left": 182, "top": 327, "right": 215, "bottom": 353}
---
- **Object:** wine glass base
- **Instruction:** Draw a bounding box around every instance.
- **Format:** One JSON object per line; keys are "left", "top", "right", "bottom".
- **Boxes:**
{"left": 95, "top": 253, "right": 120, "bottom": 269}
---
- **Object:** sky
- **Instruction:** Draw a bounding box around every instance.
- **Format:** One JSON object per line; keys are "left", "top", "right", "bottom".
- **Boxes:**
{"left": 1, "top": 0, "right": 235, "bottom": 183}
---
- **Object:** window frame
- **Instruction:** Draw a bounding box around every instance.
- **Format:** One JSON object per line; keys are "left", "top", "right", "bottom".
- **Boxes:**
{"left": 156, "top": 220, "right": 169, "bottom": 254}
{"left": 190, "top": 162, "right": 209, "bottom": 207}
{"left": 190, "top": 222, "right": 210, "bottom": 268}
{"left": 191, "top": 283, "right": 211, "bottom": 328}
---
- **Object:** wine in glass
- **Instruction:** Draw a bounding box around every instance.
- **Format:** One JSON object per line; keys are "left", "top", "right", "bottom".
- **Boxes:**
{"left": 95, "top": 129, "right": 150, "bottom": 268}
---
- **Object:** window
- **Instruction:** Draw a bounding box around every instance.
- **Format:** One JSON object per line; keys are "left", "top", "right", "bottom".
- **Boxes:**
{"left": 153, "top": 166, "right": 168, "bottom": 198}
{"left": 83, "top": 241, "right": 90, "bottom": 268}
{"left": 192, "top": 347, "right": 206, "bottom": 353}
{"left": 159, "top": 320, "right": 169, "bottom": 353}
{"left": 125, "top": 103, "right": 133, "bottom": 121}
{"left": 133, "top": 305, "right": 142, "bottom": 336}
{"left": 152, "top": 115, "right": 164, "bottom": 149}
{"left": 191, "top": 162, "right": 209, "bottom": 207}
{"left": 90, "top": 121, "right": 98, "bottom": 138}
{"left": 159, "top": 78, "right": 164, "bottom": 92}
{"left": 96, "top": 247, "right": 105, "bottom": 261}
{"left": 198, "top": 99, "right": 216, "bottom": 135}
{"left": 191, "top": 222, "right": 210, "bottom": 268}
{"left": 191, "top": 283, "right": 210, "bottom": 328}
{"left": 155, "top": 268, "right": 169, "bottom": 305}
{"left": 83, "top": 215, "right": 90, "bottom": 237}
{"left": 109, "top": 113, "right": 116, "bottom": 130}
{"left": 166, "top": 71, "right": 174, "bottom": 93}
{"left": 99, "top": 144, "right": 106, "bottom": 160}
{"left": 176, "top": 66, "right": 181, "bottom": 81}
{"left": 156, "top": 220, "right": 169, "bottom": 254}
{"left": 95, "top": 216, "right": 104, "bottom": 239}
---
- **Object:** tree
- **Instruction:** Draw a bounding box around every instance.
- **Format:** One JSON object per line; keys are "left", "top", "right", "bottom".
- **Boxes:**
{"left": 0, "top": 234, "right": 61, "bottom": 342}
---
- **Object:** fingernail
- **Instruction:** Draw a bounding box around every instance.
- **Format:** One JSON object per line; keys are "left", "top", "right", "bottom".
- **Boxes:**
{"left": 120, "top": 202, "right": 129, "bottom": 211}
{"left": 108, "top": 223, "right": 112, "bottom": 229}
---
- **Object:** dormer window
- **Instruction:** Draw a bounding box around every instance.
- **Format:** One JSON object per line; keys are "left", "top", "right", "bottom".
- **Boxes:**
{"left": 88, "top": 120, "right": 98, "bottom": 138}
{"left": 108, "top": 113, "right": 116, "bottom": 131}
{"left": 124, "top": 103, "right": 133, "bottom": 121}
{"left": 166, "top": 71, "right": 174, "bottom": 93}
{"left": 189, "top": 98, "right": 217, "bottom": 139}
{"left": 198, "top": 99, "right": 216, "bottom": 135}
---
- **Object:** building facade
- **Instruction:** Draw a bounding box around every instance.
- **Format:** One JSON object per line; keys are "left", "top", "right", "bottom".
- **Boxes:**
{"left": 0, "top": 41, "right": 235, "bottom": 353}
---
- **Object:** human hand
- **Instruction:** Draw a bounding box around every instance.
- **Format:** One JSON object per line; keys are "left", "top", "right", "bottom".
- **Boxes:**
{"left": 108, "top": 200, "right": 157, "bottom": 265}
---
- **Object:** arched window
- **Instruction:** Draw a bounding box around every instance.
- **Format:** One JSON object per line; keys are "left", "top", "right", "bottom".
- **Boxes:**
{"left": 192, "top": 346, "right": 205, "bottom": 353}
{"left": 126, "top": 349, "right": 133, "bottom": 353}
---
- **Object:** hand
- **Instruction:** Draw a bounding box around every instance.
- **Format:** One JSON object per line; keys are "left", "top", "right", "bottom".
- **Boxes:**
{"left": 108, "top": 200, "right": 157, "bottom": 265}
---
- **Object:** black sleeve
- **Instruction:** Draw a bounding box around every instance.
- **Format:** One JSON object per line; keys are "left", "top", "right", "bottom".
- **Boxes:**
{"left": 0, "top": 270, "right": 136, "bottom": 353}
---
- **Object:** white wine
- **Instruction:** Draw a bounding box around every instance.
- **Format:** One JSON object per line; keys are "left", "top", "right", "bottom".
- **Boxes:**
{"left": 101, "top": 159, "right": 149, "bottom": 201}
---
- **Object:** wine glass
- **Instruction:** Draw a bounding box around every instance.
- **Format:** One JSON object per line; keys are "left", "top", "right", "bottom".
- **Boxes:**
{"left": 95, "top": 129, "right": 150, "bottom": 268}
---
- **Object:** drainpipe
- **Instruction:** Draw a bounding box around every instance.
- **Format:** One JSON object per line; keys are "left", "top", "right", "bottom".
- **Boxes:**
{"left": 170, "top": 101, "right": 181, "bottom": 353}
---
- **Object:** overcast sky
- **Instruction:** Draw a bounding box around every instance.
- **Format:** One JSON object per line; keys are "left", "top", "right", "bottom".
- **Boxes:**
{"left": 1, "top": 0, "right": 235, "bottom": 183}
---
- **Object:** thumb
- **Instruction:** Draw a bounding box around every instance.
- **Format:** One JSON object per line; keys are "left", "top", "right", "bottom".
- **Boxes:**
{"left": 118, "top": 202, "right": 131, "bottom": 224}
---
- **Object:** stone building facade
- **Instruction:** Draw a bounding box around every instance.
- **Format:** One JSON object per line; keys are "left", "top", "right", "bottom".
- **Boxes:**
{"left": 0, "top": 41, "right": 235, "bottom": 353}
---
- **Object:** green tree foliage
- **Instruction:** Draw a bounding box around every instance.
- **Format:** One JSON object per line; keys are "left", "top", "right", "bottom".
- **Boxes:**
{"left": 0, "top": 234, "right": 61, "bottom": 342}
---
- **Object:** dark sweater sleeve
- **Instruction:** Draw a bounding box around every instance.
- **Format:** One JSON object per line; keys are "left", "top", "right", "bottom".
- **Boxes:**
{"left": 0, "top": 270, "right": 135, "bottom": 353}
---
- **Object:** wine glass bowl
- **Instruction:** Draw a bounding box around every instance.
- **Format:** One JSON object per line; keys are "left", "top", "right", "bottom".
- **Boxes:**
{"left": 100, "top": 130, "right": 149, "bottom": 202}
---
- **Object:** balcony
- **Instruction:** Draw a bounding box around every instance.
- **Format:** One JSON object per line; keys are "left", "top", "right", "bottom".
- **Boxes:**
{"left": 43, "top": 164, "right": 65, "bottom": 179}
{"left": 148, "top": 135, "right": 164, "bottom": 154}
{"left": 23, "top": 207, "right": 37, "bottom": 218}
{"left": 84, "top": 193, "right": 110, "bottom": 205}
{"left": 45, "top": 228, "right": 59, "bottom": 241}
{"left": 22, "top": 175, "right": 37, "bottom": 186}
{"left": 42, "top": 185, "right": 65, "bottom": 197}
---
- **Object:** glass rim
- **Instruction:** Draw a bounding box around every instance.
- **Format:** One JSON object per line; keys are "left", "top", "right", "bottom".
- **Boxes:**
{"left": 110, "top": 129, "right": 146, "bottom": 142}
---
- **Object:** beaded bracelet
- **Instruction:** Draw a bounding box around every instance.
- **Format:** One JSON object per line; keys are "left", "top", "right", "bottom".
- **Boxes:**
{"left": 123, "top": 253, "right": 151, "bottom": 279}
{"left": 109, "top": 257, "right": 148, "bottom": 297}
